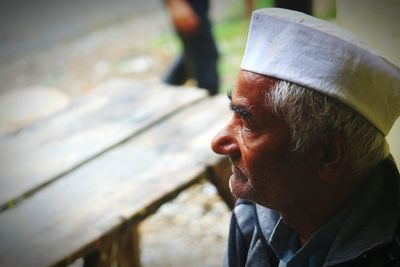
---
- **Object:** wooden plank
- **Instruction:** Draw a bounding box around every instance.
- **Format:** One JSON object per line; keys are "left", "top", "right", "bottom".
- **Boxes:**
{"left": 0, "top": 78, "right": 207, "bottom": 211}
{"left": 0, "top": 95, "right": 231, "bottom": 267}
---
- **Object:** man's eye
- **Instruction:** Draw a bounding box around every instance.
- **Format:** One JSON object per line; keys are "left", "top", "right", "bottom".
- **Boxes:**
{"left": 242, "top": 119, "right": 255, "bottom": 131}
{"left": 243, "top": 126, "right": 252, "bottom": 132}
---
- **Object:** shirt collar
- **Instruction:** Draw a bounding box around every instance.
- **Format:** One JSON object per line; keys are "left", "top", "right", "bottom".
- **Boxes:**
{"left": 268, "top": 217, "right": 297, "bottom": 259}
{"left": 268, "top": 198, "right": 350, "bottom": 267}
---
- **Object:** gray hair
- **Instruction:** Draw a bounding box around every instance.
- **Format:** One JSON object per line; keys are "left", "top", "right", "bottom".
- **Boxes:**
{"left": 266, "top": 80, "right": 389, "bottom": 176}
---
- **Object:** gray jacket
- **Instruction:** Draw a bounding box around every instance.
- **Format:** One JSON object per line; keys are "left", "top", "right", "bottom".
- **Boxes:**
{"left": 224, "top": 158, "right": 400, "bottom": 267}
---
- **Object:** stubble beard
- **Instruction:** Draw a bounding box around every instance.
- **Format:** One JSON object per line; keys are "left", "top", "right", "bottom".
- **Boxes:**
{"left": 229, "top": 164, "right": 258, "bottom": 201}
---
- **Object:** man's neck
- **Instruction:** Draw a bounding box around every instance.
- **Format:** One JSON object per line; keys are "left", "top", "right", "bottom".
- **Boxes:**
{"left": 279, "top": 180, "right": 362, "bottom": 246}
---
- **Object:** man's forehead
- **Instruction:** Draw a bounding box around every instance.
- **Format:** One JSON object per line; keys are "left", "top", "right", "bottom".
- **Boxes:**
{"left": 228, "top": 71, "right": 281, "bottom": 118}
{"left": 230, "top": 71, "right": 278, "bottom": 101}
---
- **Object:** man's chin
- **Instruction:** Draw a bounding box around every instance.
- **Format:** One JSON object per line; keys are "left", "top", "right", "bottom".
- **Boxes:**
{"left": 229, "top": 174, "right": 252, "bottom": 200}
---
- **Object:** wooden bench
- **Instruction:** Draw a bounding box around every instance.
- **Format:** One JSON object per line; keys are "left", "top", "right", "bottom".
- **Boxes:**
{"left": 0, "top": 79, "right": 234, "bottom": 266}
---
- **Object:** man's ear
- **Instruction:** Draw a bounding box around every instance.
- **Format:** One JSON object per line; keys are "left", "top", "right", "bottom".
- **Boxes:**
{"left": 318, "top": 132, "right": 348, "bottom": 183}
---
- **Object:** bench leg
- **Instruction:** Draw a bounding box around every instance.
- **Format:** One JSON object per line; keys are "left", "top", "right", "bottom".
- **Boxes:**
{"left": 83, "top": 250, "right": 101, "bottom": 267}
{"left": 117, "top": 223, "right": 141, "bottom": 267}
{"left": 83, "top": 223, "right": 141, "bottom": 267}
{"left": 206, "top": 158, "right": 236, "bottom": 210}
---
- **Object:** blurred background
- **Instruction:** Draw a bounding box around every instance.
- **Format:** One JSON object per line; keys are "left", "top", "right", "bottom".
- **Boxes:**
{"left": 0, "top": 0, "right": 398, "bottom": 266}
{"left": 0, "top": 1, "right": 272, "bottom": 266}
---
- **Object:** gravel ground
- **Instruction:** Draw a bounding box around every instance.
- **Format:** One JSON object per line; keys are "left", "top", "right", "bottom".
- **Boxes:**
{"left": 140, "top": 181, "right": 230, "bottom": 267}
{"left": 1, "top": 2, "right": 239, "bottom": 266}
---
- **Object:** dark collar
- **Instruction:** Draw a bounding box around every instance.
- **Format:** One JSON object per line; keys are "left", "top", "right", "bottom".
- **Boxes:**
{"left": 255, "top": 158, "right": 400, "bottom": 266}
{"left": 324, "top": 158, "right": 400, "bottom": 266}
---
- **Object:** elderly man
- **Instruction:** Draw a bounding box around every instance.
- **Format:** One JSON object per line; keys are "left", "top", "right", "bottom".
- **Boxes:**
{"left": 211, "top": 8, "right": 400, "bottom": 267}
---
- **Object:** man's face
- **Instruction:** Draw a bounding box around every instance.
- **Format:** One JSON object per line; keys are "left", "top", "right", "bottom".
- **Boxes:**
{"left": 211, "top": 70, "right": 320, "bottom": 210}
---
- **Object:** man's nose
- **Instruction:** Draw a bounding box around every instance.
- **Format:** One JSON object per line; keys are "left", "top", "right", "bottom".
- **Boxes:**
{"left": 211, "top": 123, "right": 239, "bottom": 156}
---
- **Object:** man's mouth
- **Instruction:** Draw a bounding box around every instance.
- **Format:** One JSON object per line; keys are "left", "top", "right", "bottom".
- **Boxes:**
{"left": 231, "top": 164, "right": 247, "bottom": 181}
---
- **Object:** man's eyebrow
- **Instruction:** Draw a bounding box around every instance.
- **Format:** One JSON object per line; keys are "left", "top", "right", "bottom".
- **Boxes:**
{"left": 227, "top": 102, "right": 254, "bottom": 124}
{"left": 226, "top": 88, "right": 255, "bottom": 121}
{"left": 229, "top": 103, "right": 255, "bottom": 122}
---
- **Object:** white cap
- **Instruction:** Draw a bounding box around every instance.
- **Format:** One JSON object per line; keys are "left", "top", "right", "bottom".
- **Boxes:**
{"left": 241, "top": 8, "right": 400, "bottom": 135}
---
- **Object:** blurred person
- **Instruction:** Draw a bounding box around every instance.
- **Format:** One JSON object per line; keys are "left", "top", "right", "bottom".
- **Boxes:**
{"left": 164, "top": 0, "right": 219, "bottom": 96}
{"left": 211, "top": 8, "right": 400, "bottom": 267}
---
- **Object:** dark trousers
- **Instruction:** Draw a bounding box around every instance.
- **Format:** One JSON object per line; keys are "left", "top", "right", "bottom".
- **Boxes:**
{"left": 164, "top": 0, "right": 219, "bottom": 96}
{"left": 275, "top": 0, "right": 312, "bottom": 14}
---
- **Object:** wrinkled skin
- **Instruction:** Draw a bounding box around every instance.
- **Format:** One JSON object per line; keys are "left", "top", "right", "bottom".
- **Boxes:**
{"left": 211, "top": 70, "right": 322, "bottom": 212}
